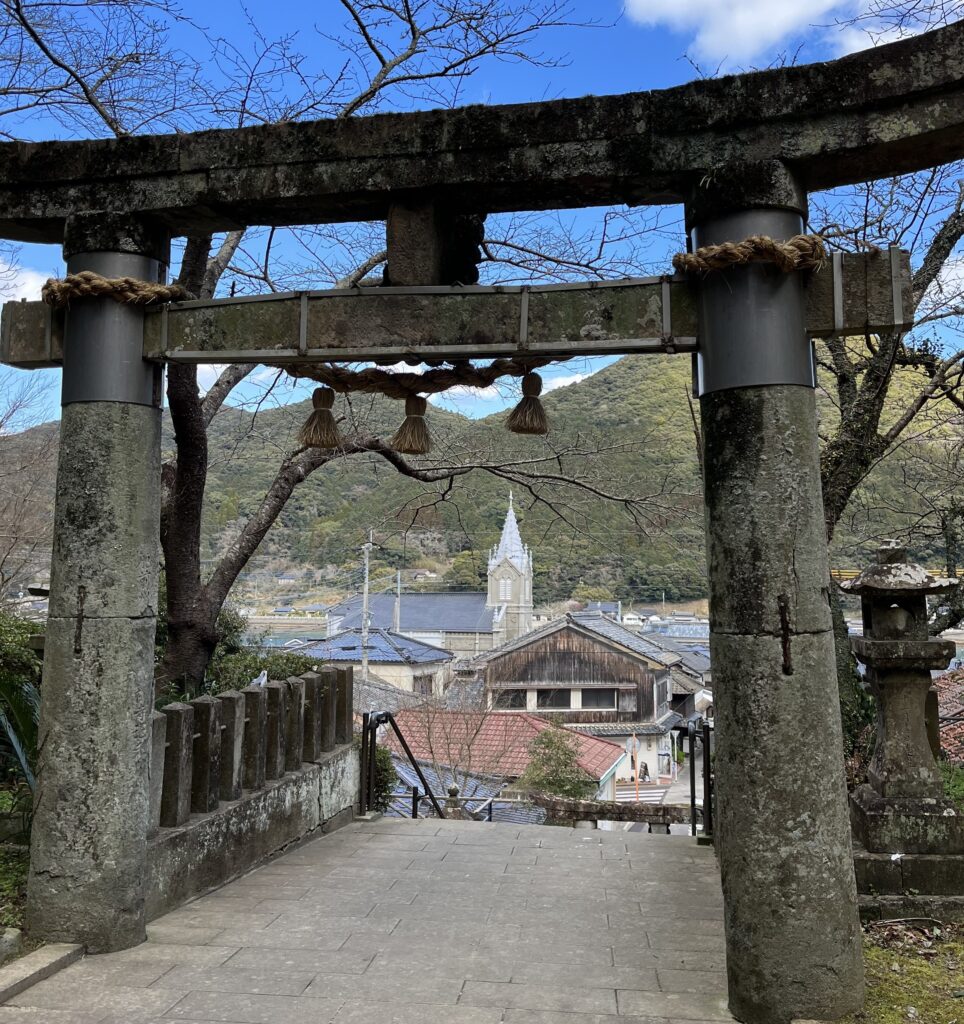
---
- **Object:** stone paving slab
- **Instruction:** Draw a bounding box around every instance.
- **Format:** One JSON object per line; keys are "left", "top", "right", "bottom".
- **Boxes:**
{"left": 4, "top": 819, "right": 735, "bottom": 1022}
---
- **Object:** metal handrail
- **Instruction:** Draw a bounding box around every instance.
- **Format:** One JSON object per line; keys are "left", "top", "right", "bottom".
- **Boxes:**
{"left": 361, "top": 710, "right": 446, "bottom": 819}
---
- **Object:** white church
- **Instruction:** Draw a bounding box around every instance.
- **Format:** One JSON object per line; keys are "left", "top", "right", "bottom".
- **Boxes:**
{"left": 326, "top": 495, "right": 534, "bottom": 658}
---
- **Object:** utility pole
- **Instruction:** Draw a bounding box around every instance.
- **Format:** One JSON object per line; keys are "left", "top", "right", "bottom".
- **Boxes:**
{"left": 393, "top": 570, "right": 401, "bottom": 633}
{"left": 361, "top": 531, "right": 373, "bottom": 683}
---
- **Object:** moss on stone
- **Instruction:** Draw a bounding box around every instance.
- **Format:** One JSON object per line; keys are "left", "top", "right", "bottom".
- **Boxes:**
{"left": 839, "top": 937, "right": 964, "bottom": 1024}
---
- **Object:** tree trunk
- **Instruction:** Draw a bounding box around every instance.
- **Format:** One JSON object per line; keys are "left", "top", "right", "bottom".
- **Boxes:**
{"left": 156, "top": 609, "right": 219, "bottom": 698}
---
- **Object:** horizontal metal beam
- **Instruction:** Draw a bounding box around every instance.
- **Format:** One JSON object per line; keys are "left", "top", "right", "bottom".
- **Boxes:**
{"left": 0, "top": 24, "right": 961, "bottom": 241}
{"left": 0, "top": 249, "right": 913, "bottom": 369}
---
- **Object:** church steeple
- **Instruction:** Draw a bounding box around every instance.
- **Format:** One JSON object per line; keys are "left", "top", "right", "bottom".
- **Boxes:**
{"left": 489, "top": 491, "right": 530, "bottom": 573}
{"left": 487, "top": 492, "right": 533, "bottom": 641}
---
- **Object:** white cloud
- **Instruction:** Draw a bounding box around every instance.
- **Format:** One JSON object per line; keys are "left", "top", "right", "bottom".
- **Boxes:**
{"left": 543, "top": 372, "right": 588, "bottom": 393}
{"left": 197, "top": 364, "right": 229, "bottom": 395}
{"left": 623, "top": 0, "right": 852, "bottom": 64}
{"left": 0, "top": 262, "right": 48, "bottom": 302}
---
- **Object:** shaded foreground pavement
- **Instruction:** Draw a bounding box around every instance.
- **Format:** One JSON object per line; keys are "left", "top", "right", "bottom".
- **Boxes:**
{"left": 1, "top": 818, "right": 735, "bottom": 1023}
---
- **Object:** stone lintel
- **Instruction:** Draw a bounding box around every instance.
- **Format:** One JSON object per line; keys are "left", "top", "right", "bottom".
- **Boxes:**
{"left": 0, "top": 22, "right": 961, "bottom": 240}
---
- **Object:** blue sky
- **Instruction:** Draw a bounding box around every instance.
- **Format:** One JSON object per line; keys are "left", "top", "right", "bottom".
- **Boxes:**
{"left": 0, "top": 0, "right": 905, "bottom": 422}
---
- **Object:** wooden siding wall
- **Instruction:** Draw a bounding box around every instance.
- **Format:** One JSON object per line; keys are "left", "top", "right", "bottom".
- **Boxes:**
{"left": 485, "top": 628, "right": 657, "bottom": 721}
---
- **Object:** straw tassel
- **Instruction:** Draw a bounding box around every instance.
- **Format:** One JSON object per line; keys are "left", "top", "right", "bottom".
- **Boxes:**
{"left": 506, "top": 371, "right": 549, "bottom": 435}
{"left": 391, "top": 394, "right": 432, "bottom": 455}
{"left": 298, "top": 387, "right": 342, "bottom": 449}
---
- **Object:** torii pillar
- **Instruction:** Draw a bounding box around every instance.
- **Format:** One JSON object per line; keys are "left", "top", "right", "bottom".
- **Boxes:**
{"left": 690, "top": 164, "right": 864, "bottom": 1023}
{"left": 27, "top": 213, "right": 166, "bottom": 951}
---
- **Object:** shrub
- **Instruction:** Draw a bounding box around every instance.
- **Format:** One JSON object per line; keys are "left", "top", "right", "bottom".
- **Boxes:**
{"left": 358, "top": 741, "right": 397, "bottom": 813}
{"left": 518, "top": 725, "right": 597, "bottom": 801}
{"left": 205, "top": 650, "right": 322, "bottom": 694}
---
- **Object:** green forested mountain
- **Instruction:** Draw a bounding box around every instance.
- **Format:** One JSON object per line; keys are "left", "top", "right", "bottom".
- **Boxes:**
{"left": 197, "top": 353, "right": 962, "bottom": 606}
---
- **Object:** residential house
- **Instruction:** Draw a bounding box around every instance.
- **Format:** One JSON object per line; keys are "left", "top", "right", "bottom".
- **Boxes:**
{"left": 386, "top": 708, "right": 627, "bottom": 801}
{"left": 296, "top": 627, "right": 455, "bottom": 696}
{"left": 474, "top": 611, "right": 683, "bottom": 780}
{"left": 326, "top": 496, "right": 534, "bottom": 656}
{"left": 584, "top": 600, "right": 622, "bottom": 622}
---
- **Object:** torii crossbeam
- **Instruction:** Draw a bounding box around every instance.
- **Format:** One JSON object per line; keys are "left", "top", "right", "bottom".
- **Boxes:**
{"left": 2, "top": 21, "right": 963, "bottom": 1024}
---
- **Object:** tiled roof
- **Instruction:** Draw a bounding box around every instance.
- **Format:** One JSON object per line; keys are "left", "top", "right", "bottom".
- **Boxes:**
{"left": 936, "top": 668, "right": 964, "bottom": 764}
{"left": 386, "top": 710, "right": 624, "bottom": 782}
{"left": 328, "top": 593, "right": 496, "bottom": 633}
{"left": 354, "top": 676, "right": 426, "bottom": 716}
{"left": 299, "top": 627, "right": 454, "bottom": 666}
{"left": 475, "top": 611, "right": 678, "bottom": 669}
{"left": 568, "top": 721, "right": 673, "bottom": 738}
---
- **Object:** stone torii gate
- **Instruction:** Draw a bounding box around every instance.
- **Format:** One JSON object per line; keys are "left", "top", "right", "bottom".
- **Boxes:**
{"left": 1, "top": 21, "right": 963, "bottom": 1024}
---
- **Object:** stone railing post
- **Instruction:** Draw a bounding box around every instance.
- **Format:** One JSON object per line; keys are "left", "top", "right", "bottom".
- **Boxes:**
{"left": 689, "top": 163, "right": 863, "bottom": 1021}
{"left": 189, "top": 696, "right": 221, "bottom": 814}
{"left": 160, "top": 703, "right": 194, "bottom": 828}
{"left": 335, "top": 666, "right": 353, "bottom": 745}
{"left": 149, "top": 711, "right": 167, "bottom": 833}
{"left": 264, "top": 680, "right": 287, "bottom": 779}
{"left": 285, "top": 677, "right": 305, "bottom": 772}
{"left": 302, "top": 671, "right": 324, "bottom": 761}
{"left": 241, "top": 685, "right": 267, "bottom": 790}
{"left": 217, "top": 691, "right": 245, "bottom": 802}
{"left": 26, "top": 212, "right": 168, "bottom": 952}
{"left": 319, "top": 667, "right": 337, "bottom": 752}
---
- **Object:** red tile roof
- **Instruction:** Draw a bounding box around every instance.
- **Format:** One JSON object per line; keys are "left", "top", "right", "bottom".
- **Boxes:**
{"left": 386, "top": 710, "right": 625, "bottom": 782}
{"left": 936, "top": 669, "right": 964, "bottom": 764}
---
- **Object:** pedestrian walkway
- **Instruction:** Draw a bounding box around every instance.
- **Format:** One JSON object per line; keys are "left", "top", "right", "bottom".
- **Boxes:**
{"left": 0, "top": 818, "right": 734, "bottom": 1023}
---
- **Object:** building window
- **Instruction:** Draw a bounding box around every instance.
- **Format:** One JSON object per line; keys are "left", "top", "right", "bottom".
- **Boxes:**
{"left": 536, "top": 689, "right": 571, "bottom": 709}
{"left": 499, "top": 578, "right": 512, "bottom": 601}
{"left": 414, "top": 675, "right": 434, "bottom": 696}
{"left": 494, "top": 689, "right": 526, "bottom": 709}
{"left": 581, "top": 688, "right": 617, "bottom": 709}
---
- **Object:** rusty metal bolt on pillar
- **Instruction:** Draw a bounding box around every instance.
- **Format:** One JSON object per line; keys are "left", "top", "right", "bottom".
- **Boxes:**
{"left": 843, "top": 540, "right": 961, "bottom": 855}
{"left": 690, "top": 162, "right": 864, "bottom": 1024}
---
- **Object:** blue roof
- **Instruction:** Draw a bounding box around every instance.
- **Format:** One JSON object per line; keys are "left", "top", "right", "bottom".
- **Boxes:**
{"left": 328, "top": 592, "right": 496, "bottom": 633}
{"left": 298, "top": 627, "right": 454, "bottom": 666}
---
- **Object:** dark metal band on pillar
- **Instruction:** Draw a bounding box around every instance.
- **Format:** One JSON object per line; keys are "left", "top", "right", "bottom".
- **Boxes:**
{"left": 60, "top": 211, "right": 168, "bottom": 407}
{"left": 61, "top": 252, "right": 163, "bottom": 407}
{"left": 693, "top": 208, "right": 815, "bottom": 395}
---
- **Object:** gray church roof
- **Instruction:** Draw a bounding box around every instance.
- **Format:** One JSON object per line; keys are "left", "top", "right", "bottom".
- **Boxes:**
{"left": 299, "top": 627, "right": 454, "bottom": 665}
{"left": 489, "top": 493, "right": 530, "bottom": 572}
{"left": 327, "top": 592, "right": 497, "bottom": 634}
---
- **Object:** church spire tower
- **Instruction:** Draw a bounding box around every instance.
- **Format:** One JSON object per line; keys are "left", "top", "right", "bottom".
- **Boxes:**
{"left": 487, "top": 491, "right": 533, "bottom": 642}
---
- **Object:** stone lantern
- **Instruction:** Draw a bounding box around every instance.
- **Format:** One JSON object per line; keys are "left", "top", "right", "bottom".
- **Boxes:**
{"left": 842, "top": 540, "right": 961, "bottom": 854}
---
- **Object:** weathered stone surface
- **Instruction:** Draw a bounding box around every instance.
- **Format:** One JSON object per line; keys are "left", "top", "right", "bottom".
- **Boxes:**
{"left": 0, "top": 22, "right": 961, "bottom": 239}
{"left": 699, "top": 192, "right": 863, "bottom": 1019}
{"left": 145, "top": 743, "right": 359, "bottom": 919}
{"left": 217, "top": 690, "right": 245, "bottom": 802}
{"left": 44, "top": 403, "right": 160, "bottom": 619}
{"left": 27, "top": 614, "right": 155, "bottom": 952}
{"left": 264, "top": 680, "right": 287, "bottom": 779}
{"left": 335, "top": 667, "right": 353, "bottom": 746}
{"left": 0, "top": 927, "right": 21, "bottom": 964}
{"left": 0, "top": 942, "right": 82, "bottom": 1003}
{"left": 160, "top": 702, "right": 194, "bottom": 828}
{"left": 149, "top": 710, "right": 167, "bottom": 832}
{"left": 284, "top": 677, "right": 305, "bottom": 773}
{"left": 319, "top": 667, "right": 337, "bottom": 753}
{"left": 302, "top": 672, "right": 323, "bottom": 762}
{"left": 851, "top": 784, "right": 964, "bottom": 855}
{"left": 242, "top": 684, "right": 267, "bottom": 790}
{"left": 190, "top": 695, "right": 221, "bottom": 814}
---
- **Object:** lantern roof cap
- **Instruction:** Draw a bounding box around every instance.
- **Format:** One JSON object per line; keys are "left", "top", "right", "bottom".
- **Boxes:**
{"left": 841, "top": 540, "right": 958, "bottom": 596}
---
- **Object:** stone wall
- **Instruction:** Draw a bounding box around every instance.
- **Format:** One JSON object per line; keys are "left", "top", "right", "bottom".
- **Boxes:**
{"left": 146, "top": 743, "right": 358, "bottom": 920}
{"left": 145, "top": 667, "right": 357, "bottom": 918}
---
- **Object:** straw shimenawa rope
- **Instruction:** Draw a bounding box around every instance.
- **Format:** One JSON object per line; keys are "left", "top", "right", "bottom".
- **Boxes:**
{"left": 672, "top": 233, "right": 826, "bottom": 275}
{"left": 42, "top": 270, "right": 192, "bottom": 308}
